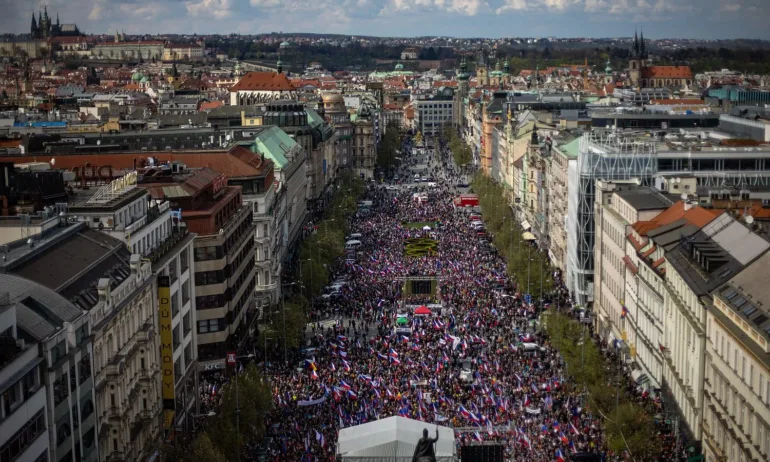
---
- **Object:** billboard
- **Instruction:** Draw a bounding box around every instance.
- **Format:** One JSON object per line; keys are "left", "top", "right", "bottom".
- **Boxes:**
{"left": 158, "top": 276, "right": 175, "bottom": 429}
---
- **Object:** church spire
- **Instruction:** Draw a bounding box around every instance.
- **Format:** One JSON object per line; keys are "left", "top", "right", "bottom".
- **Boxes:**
{"left": 640, "top": 28, "right": 646, "bottom": 58}
{"left": 44, "top": 5, "right": 48, "bottom": 21}
{"left": 634, "top": 29, "right": 639, "bottom": 57}
{"left": 56, "top": 13, "right": 60, "bottom": 27}
{"left": 31, "top": 12, "right": 37, "bottom": 36}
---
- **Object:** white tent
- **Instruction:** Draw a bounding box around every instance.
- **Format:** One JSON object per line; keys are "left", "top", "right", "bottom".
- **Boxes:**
{"left": 337, "top": 416, "right": 456, "bottom": 462}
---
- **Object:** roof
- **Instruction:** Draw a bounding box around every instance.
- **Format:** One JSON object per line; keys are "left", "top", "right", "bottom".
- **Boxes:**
{"left": 337, "top": 416, "right": 455, "bottom": 461}
{"left": 633, "top": 202, "right": 721, "bottom": 236}
{"left": 554, "top": 137, "right": 579, "bottom": 159}
{"left": 641, "top": 66, "right": 693, "bottom": 79}
{"left": 251, "top": 126, "right": 299, "bottom": 169}
{"left": 614, "top": 188, "right": 673, "bottom": 211}
{"left": 0, "top": 274, "right": 83, "bottom": 341}
{"left": 649, "top": 99, "right": 706, "bottom": 105}
{"left": 9, "top": 228, "right": 129, "bottom": 299}
{"left": 230, "top": 72, "right": 296, "bottom": 92}
{"left": 701, "top": 213, "right": 770, "bottom": 265}
{"left": 199, "top": 100, "right": 224, "bottom": 112}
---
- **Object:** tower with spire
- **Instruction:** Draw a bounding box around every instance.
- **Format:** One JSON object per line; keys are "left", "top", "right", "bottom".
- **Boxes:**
{"left": 628, "top": 27, "right": 646, "bottom": 88}
{"left": 30, "top": 7, "right": 75, "bottom": 38}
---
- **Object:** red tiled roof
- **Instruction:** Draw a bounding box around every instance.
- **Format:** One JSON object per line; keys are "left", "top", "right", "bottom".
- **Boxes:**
{"left": 199, "top": 101, "right": 224, "bottom": 112}
{"left": 433, "top": 81, "right": 458, "bottom": 88}
{"left": 632, "top": 201, "right": 721, "bottom": 236}
{"left": 641, "top": 66, "right": 693, "bottom": 79}
{"left": 627, "top": 233, "right": 644, "bottom": 251}
{"left": 230, "top": 72, "right": 296, "bottom": 92}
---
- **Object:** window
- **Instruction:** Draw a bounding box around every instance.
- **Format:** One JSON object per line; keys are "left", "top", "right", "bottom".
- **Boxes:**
{"left": 197, "top": 319, "right": 224, "bottom": 334}
{"left": 194, "top": 246, "right": 219, "bottom": 261}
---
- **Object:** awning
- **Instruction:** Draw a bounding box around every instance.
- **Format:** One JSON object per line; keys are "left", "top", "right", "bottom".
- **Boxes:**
{"left": 521, "top": 220, "right": 531, "bottom": 230}
{"left": 414, "top": 306, "right": 431, "bottom": 315}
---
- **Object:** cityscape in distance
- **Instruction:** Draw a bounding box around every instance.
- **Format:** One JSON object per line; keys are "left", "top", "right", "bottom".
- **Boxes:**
{"left": 1, "top": 1, "right": 770, "bottom": 462}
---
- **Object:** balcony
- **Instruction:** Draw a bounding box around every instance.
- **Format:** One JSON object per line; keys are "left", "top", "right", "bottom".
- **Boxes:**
{"left": 106, "top": 405, "right": 124, "bottom": 421}
{"left": 137, "top": 366, "right": 159, "bottom": 382}
{"left": 256, "top": 282, "right": 278, "bottom": 292}
{"left": 146, "top": 226, "right": 189, "bottom": 264}
{"left": 136, "top": 321, "right": 154, "bottom": 343}
{"left": 106, "top": 451, "right": 125, "bottom": 462}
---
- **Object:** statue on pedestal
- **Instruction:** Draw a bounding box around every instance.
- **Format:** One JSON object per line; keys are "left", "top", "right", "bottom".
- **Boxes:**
{"left": 412, "top": 427, "right": 439, "bottom": 462}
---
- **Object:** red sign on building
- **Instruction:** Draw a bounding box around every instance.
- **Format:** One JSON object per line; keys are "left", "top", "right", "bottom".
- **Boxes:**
{"left": 226, "top": 351, "right": 237, "bottom": 367}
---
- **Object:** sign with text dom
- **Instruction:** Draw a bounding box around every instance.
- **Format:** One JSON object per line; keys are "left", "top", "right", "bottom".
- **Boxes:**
{"left": 158, "top": 276, "right": 176, "bottom": 428}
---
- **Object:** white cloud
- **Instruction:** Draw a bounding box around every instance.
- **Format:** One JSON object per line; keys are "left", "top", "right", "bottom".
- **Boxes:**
{"left": 185, "top": 0, "right": 233, "bottom": 19}
{"left": 249, "top": 0, "right": 283, "bottom": 7}
{"left": 381, "top": 0, "right": 485, "bottom": 15}
{"left": 720, "top": 3, "right": 741, "bottom": 12}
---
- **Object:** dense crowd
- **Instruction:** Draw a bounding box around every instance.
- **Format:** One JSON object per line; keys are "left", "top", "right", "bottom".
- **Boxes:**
{"left": 261, "top": 143, "right": 614, "bottom": 462}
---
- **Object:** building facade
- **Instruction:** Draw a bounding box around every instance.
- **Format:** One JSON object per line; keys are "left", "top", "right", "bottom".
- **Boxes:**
{"left": 413, "top": 88, "right": 455, "bottom": 137}
{"left": 1, "top": 289, "right": 50, "bottom": 462}
{"left": 546, "top": 138, "right": 578, "bottom": 272}
{"left": 704, "top": 251, "right": 770, "bottom": 462}
{"left": 139, "top": 168, "right": 256, "bottom": 372}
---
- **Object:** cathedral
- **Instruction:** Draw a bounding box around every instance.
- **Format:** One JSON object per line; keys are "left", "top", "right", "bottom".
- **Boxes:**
{"left": 30, "top": 7, "right": 81, "bottom": 39}
{"left": 628, "top": 29, "right": 693, "bottom": 89}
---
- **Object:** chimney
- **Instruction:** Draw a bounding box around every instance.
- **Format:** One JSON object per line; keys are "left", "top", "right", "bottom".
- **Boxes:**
{"left": 130, "top": 254, "right": 141, "bottom": 275}
{"left": 97, "top": 278, "right": 111, "bottom": 302}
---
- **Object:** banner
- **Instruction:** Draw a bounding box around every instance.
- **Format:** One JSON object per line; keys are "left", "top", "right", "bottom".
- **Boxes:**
{"left": 158, "top": 276, "right": 175, "bottom": 429}
{"left": 298, "top": 396, "right": 326, "bottom": 407}
{"left": 525, "top": 407, "right": 541, "bottom": 415}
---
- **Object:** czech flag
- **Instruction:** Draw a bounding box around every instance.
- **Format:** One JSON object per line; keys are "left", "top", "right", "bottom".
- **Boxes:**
{"left": 315, "top": 430, "right": 326, "bottom": 448}
{"left": 359, "top": 374, "right": 373, "bottom": 383}
{"left": 458, "top": 405, "right": 471, "bottom": 419}
{"left": 390, "top": 356, "right": 401, "bottom": 365}
{"left": 555, "top": 449, "right": 566, "bottom": 462}
{"left": 339, "top": 380, "right": 352, "bottom": 391}
{"left": 570, "top": 423, "right": 580, "bottom": 435}
{"left": 310, "top": 370, "right": 319, "bottom": 380}
{"left": 305, "top": 359, "right": 317, "bottom": 371}
{"left": 342, "top": 359, "right": 351, "bottom": 371}
{"left": 473, "top": 432, "right": 483, "bottom": 442}
{"left": 552, "top": 421, "right": 560, "bottom": 432}
{"left": 388, "top": 348, "right": 399, "bottom": 358}
{"left": 347, "top": 390, "right": 358, "bottom": 400}
{"left": 558, "top": 431, "right": 569, "bottom": 445}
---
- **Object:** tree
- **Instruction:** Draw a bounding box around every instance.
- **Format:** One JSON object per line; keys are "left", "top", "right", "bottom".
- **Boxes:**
{"left": 376, "top": 121, "right": 401, "bottom": 171}
{"left": 206, "top": 365, "right": 273, "bottom": 461}
{"left": 190, "top": 433, "right": 227, "bottom": 462}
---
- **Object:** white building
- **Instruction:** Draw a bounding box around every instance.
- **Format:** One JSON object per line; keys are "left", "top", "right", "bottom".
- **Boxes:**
{"left": 703, "top": 250, "right": 770, "bottom": 462}
{"left": 0, "top": 272, "right": 98, "bottom": 462}
{"left": 413, "top": 89, "right": 455, "bottom": 137}
{"left": 663, "top": 213, "right": 770, "bottom": 441}
{"left": 229, "top": 71, "right": 297, "bottom": 105}
{"left": 0, "top": 292, "right": 50, "bottom": 462}
{"left": 546, "top": 137, "right": 578, "bottom": 272}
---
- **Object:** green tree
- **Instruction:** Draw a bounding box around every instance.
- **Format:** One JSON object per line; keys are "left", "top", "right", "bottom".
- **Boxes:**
{"left": 190, "top": 433, "right": 227, "bottom": 462}
{"left": 376, "top": 121, "right": 401, "bottom": 171}
{"left": 259, "top": 300, "right": 308, "bottom": 355}
{"left": 206, "top": 365, "right": 273, "bottom": 461}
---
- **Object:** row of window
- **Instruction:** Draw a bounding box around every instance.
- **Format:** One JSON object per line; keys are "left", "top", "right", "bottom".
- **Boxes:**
{"left": 0, "top": 411, "right": 46, "bottom": 462}
{"left": 194, "top": 237, "right": 255, "bottom": 287}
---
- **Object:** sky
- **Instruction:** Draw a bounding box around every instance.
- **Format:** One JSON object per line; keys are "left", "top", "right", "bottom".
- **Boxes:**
{"left": 3, "top": 0, "right": 769, "bottom": 40}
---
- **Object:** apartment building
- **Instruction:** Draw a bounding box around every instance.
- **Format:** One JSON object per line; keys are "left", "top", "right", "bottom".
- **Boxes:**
{"left": 546, "top": 137, "right": 578, "bottom": 272}
{"left": 663, "top": 213, "right": 770, "bottom": 441}
{"left": 0, "top": 264, "right": 96, "bottom": 462}
{"left": 69, "top": 172, "right": 198, "bottom": 435}
{"left": 623, "top": 194, "right": 720, "bottom": 391}
{"left": 703, "top": 250, "right": 770, "bottom": 462}
{"left": 1, "top": 288, "right": 50, "bottom": 462}
{"left": 594, "top": 182, "right": 674, "bottom": 354}
{"left": 140, "top": 168, "right": 256, "bottom": 372}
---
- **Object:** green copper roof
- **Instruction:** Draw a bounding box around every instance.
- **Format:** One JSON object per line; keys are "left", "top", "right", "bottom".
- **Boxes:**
{"left": 306, "top": 108, "right": 324, "bottom": 128}
{"left": 251, "top": 126, "right": 298, "bottom": 169}
{"left": 556, "top": 138, "right": 580, "bottom": 159}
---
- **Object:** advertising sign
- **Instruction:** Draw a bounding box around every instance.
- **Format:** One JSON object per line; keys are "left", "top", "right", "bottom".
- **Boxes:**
{"left": 158, "top": 276, "right": 175, "bottom": 428}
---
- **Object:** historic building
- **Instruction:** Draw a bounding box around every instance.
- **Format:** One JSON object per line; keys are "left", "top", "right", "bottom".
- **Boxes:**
{"left": 229, "top": 71, "right": 297, "bottom": 105}
{"left": 351, "top": 103, "right": 376, "bottom": 180}
{"left": 30, "top": 7, "right": 81, "bottom": 39}
{"left": 628, "top": 30, "right": 693, "bottom": 89}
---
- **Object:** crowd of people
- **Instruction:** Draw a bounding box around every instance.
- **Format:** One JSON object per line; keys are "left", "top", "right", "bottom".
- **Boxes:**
{"left": 261, "top": 138, "right": 616, "bottom": 462}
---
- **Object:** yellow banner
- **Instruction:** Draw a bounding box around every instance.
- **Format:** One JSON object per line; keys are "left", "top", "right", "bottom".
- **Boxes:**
{"left": 158, "top": 276, "right": 175, "bottom": 428}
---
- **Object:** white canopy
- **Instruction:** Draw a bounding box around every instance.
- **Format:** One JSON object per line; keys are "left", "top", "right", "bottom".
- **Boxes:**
{"left": 422, "top": 225, "right": 432, "bottom": 231}
{"left": 337, "top": 416, "right": 456, "bottom": 462}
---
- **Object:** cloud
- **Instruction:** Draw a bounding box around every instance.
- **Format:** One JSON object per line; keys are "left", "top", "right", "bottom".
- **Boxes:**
{"left": 381, "top": 0, "right": 486, "bottom": 16}
{"left": 185, "top": 0, "right": 234, "bottom": 19}
{"left": 720, "top": 3, "right": 741, "bottom": 12}
{"left": 496, "top": 0, "right": 578, "bottom": 14}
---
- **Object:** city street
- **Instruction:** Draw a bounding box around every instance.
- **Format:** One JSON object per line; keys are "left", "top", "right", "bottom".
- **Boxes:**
{"left": 262, "top": 136, "right": 610, "bottom": 461}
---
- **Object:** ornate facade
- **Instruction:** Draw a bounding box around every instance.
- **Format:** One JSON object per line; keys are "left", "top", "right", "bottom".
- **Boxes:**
{"left": 628, "top": 30, "right": 693, "bottom": 89}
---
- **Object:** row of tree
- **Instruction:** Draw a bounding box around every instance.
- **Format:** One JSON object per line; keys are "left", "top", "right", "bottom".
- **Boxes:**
{"left": 162, "top": 365, "right": 273, "bottom": 462}
{"left": 376, "top": 121, "right": 402, "bottom": 171}
{"left": 544, "top": 312, "right": 663, "bottom": 459}
{"left": 470, "top": 174, "right": 553, "bottom": 297}
{"left": 443, "top": 123, "right": 473, "bottom": 167}
{"left": 295, "top": 172, "right": 365, "bottom": 299}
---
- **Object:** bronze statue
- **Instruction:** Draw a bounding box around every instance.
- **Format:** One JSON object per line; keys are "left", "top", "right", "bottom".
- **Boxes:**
{"left": 412, "top": 427, "right": 439, "bottom": 462}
